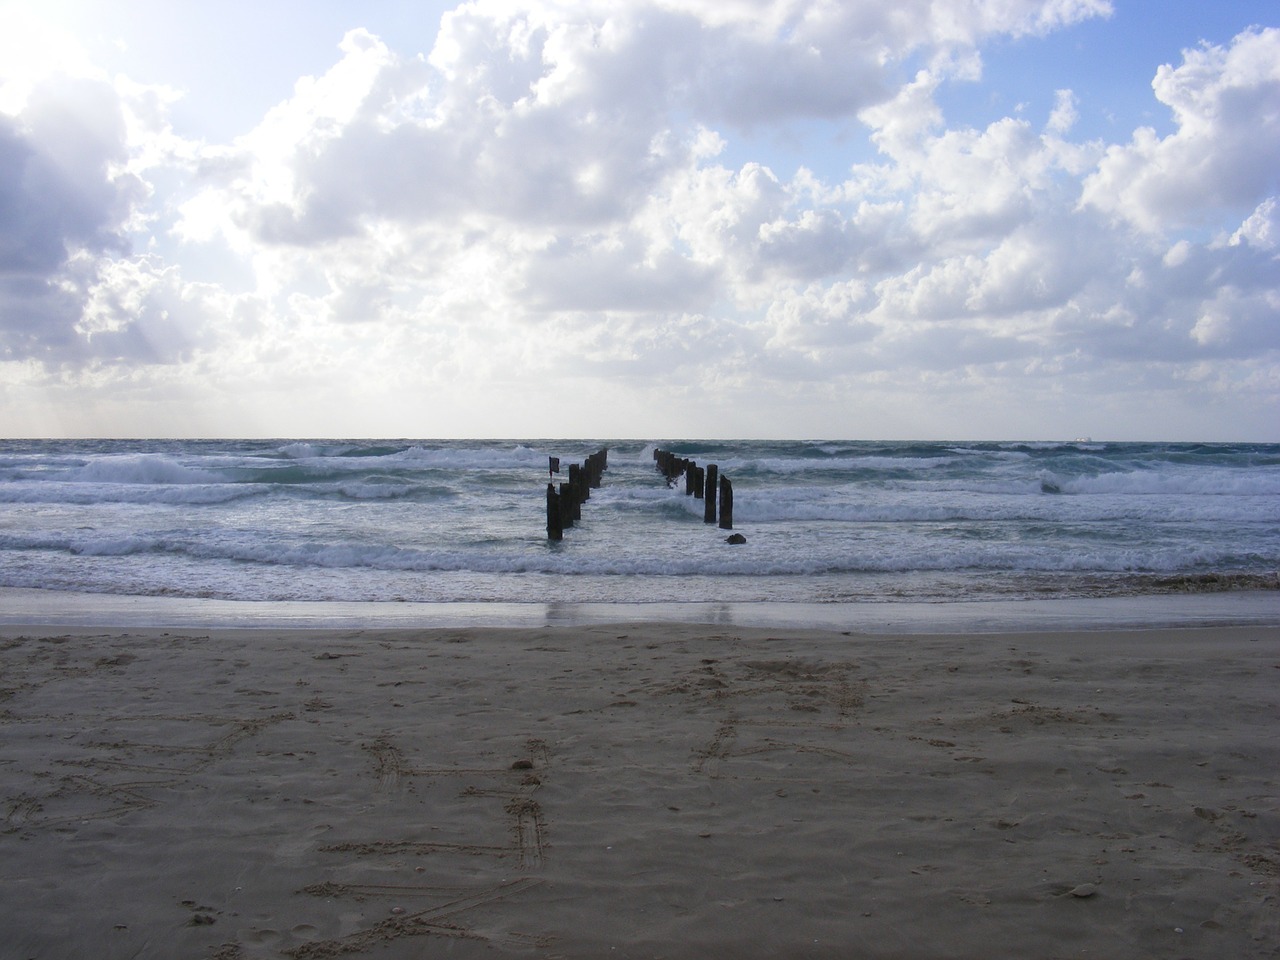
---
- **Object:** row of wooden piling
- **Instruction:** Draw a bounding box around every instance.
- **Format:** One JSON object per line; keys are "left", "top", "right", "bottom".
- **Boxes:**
{"left": 653, "top": 449, "right": 733, "bottom": 529}
{"left": 546, "top": 448, "right": 608, "bottom": 541}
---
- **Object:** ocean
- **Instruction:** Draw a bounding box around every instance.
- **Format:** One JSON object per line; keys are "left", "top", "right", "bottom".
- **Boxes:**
{"left": 0, "top": 438, "right": 1277, "bottom": 606}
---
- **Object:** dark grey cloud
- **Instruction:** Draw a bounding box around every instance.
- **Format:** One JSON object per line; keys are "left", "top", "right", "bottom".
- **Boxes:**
{"left": 0, "top": 78, "right": 143, "bottom": 362}
{"left": 0, "top": 116, "right": 127, "bottom": 273}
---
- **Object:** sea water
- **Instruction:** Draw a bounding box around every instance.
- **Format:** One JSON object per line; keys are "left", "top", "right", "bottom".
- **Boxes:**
{"left": 0, "top": 439, "right": 1276, "bottom": 605}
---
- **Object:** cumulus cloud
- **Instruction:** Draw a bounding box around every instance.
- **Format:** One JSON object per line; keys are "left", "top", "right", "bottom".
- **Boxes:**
{"left": 190, "top": 0, "right": 1116, "bottom": 255}
{"left": 3, "top": 0, "right": 1278, "bottom": 438}
{"left": 1232, "top": 197, "right": 1280, "bottom": 249}
{"left": 0, "top": 60, "right": 163, "bottom": 362}
{"left": 1046, "top": 89, "right": 1079, "bottom": 135}
{"left": 1081, "top": 27, "right": 1280, "bottom": 232}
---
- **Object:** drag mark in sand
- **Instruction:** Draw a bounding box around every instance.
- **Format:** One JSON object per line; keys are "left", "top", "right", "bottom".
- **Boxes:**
{"left": 686, "top": 653, "right": 865, "bottom": 782}
{"left": 504, "top": 795, "right": 547, "bottom": 870}
{"left": 287, "top": 877, "right": 549, "bottom": 957}
{"left": 362, "top": 736, "right": 405, "bottom": 791}
{"left": 26, "top": 712, "right": 295, "bottom": 826}
{"left": 355, "top": 734, "right": 550, "bottom": 866}
{"left": 294, "top": 733, "right": 553, "bottom": 952}
{"left": 694, "top": 717, "right": 738, "bottom": 776}
{"left": 346, "top": 736, "right": 550, "bottom": 865}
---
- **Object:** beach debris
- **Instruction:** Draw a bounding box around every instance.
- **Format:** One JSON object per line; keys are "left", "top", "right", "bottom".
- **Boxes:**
{"left": 1067, "top": 883, "right": 1098, "bottom": 898}
{"left": 511, "top": 758, "right": 535, "bottom": 770}
{"left": 725, "top": 533, "right": 747, "bottom": 544}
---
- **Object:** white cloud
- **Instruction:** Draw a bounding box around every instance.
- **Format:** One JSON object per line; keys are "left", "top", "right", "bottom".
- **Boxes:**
{"left": 2, "top": 0, "right": 1278, "bottom": 439}
{"left": 1046, "top": 88, "right": 1078, "bottom": 134}
{"left": 1081, "top": 27, "right": 1280, "bottom": 233}
{"left": 1231, "top": 197, "right": 1280, "bottom": 249}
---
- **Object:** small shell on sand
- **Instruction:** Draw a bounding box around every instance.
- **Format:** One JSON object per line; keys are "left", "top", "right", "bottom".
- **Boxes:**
{"left": 1067, "top": 884, "right": 1098, "bottom": 898}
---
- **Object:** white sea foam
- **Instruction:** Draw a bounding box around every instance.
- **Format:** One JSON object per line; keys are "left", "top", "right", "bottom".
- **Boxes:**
{"left": 0, "top": 480, "right": 264, "bottom": 505}
{"left": 2, "top": 438, "right": 1276, "bottom": 603}
{"left": 71, "top": 454, "right": 223, "bottom": 485}
{"left": 391, "top": 444, "right": 550, "bottom": 469}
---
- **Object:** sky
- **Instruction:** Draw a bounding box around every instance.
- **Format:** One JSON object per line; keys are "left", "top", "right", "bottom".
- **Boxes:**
{"left": 0, "top": 0, "right": 1277, "bottom": 441}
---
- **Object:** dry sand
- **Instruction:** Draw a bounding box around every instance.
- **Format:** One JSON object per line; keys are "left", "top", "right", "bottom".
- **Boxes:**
{"left": 1, "top": 621, "right": 1277, "bottom": 959}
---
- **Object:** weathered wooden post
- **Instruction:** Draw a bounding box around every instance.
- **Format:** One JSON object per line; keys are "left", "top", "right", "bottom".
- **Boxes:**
{"left": 658, "top": 450, "right": 681, "bottom": 485}
{"left": 704, "top": 464, "right": 718, "bottom": 523}
{"left": 558, "top": 481, "right": 575, "bottom": 528}
{"left": 546, "top": 483, "right": 562, "bottom": 540}
{"left": 706, "top": 465, "right": 716, "bottom": 527}
{"left": 718, "top": 474, "right": 733, "bottom": 530}
{"left": 684, "top": 460, "right": 696, "bottom": 496}
{"left": 569, "top": 462, "right": 586, "bottom": 503}
{"left": 671, "top": 454, "right": 683, "bottom": 482}
{"left": 693, "top": 465, "right": 704, "bottom": 499}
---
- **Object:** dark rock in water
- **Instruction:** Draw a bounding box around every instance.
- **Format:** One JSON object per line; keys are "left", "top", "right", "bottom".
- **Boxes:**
{"left": 725, "top": 533, "right": 747, "bottom": 544}
{"left": 1040, "top": 480, "right": 1061, "bottom": 494}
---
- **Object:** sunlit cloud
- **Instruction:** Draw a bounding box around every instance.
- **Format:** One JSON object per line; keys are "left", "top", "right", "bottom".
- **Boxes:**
{"left": 0, "top": 0, "right": 1275, "bottom": 439}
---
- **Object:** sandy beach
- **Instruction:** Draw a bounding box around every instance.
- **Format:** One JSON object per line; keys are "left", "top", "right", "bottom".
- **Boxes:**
{"left": 1, "top": 618, "right": 1277, "bottom": 959}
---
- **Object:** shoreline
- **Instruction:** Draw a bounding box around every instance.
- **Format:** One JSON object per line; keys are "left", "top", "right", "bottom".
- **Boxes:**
{"left": 2, "top": 585, "right": 1278, "bottom": 633}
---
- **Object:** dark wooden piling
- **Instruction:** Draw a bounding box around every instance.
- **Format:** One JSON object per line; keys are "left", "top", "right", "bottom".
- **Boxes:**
{"left": 656, "top": 449, "right": 688, "bottom": 484}
{"left": 558, "top": 482, "right": 575, "bottom": 528}
{"left": 704, "top": 464, "right": 718, "bottom": 523}
{"left": 555, "top": 445, "right": 740, "bottom": 540}
{"left": 546, "top": 447, "right": 609, "bottom": 538}
{"left": 546, "top": 483, "right": 562, "bottom": 540}
{"left": 568, "top": 462, "right": 586, "bottom": 504}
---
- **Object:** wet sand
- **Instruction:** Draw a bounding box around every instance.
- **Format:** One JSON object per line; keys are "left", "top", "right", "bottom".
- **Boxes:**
{"left": 1, "top": 621, "right": 1277, "bottom": 959}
